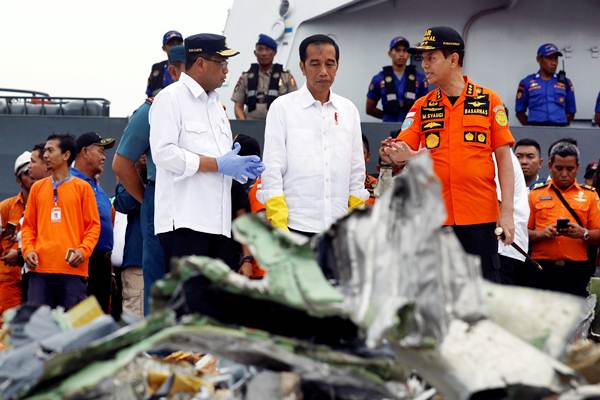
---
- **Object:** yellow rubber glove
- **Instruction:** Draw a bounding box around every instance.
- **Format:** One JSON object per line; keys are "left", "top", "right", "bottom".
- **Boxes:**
{"left": 265, "top": 195, "right": 289, "bottom": 231}
{"left": 348, "top": 195, "right": 366, "bottom": 211}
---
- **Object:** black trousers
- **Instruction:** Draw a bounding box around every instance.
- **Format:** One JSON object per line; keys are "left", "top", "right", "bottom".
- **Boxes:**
{"left": 527, "top": 260, "right": 594, "bottom": 297}
{"left": 498, "top": 255, "right": 523, "bottom": 285}
{"left": 28, "top": 272, "right": 87, "bottom": 310}
{"left": 87, "top": 250, "right": 113, "bottom": 314}
{"left": 158, "top": 228, "right": 236, "bottom": 270}
{"left": 452, "top": 223, "right": 501, "bottom": 283}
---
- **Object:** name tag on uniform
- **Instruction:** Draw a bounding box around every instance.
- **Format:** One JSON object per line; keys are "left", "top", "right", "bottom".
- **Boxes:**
{"left": 51, "top": 207, "right": 62, "bottom": 223}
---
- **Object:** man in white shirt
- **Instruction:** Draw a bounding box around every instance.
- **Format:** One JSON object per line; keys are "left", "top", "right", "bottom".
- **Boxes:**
{"left": 150, "top": 33, "right": 264, "bottom": 265}
{"left": 495, "top": 152, "right": 530, "bottom": 284}
{"left": 259, "top": 34, "right": 369, "bottom": 235}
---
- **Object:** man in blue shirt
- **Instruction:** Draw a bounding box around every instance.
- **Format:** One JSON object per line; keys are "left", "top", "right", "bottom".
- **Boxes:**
{"left": 146, "top": 30, "right": 183, "bottom": 97}
{"left": 72, "top": 132, "right": 116, "bottom": 313}
{"left": 113, "top": 45, "right": 186, "bottom": 315}
{"left": 515, "top": 43, "right": 576, "bottom": 126}
{"left": 366, "top": 36, "right": 428, "bottom": 122}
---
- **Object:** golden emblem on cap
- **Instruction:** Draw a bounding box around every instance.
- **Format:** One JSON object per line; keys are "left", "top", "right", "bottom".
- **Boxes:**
{"left": 477, "top": 133, "right": 486, "bottom": 143}
{"left": 385, "top": 76, "right": 392, "bottom": 83}
{"left": 465, "top": 132, "right": 474, "bottom": 141}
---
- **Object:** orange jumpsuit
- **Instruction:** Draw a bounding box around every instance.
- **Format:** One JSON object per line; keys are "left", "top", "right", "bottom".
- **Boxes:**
{"left": 0, "top": 193, "right": 26, "bottom": 318}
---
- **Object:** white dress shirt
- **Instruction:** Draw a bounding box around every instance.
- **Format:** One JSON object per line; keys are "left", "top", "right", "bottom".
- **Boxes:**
{"left": 495, "top": 152, "right": 530, "bottom": 261}
{"left": 258, "top": 84, "right": 369, "bottom": 233}
{"left": 149, "top": 72, "right": 233, "bottom": 237}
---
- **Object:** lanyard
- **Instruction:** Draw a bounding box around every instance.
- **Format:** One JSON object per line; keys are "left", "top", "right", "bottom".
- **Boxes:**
{"left": 51, "top": 176, "right": 70, "bottom": 206}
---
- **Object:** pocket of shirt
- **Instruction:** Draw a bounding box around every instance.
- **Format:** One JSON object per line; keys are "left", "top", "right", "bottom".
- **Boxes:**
{"left": 553, "top": 88, "right": 567, "bottom": 107}
{"left": 287, "top": 129, "right": 317, "bottom": 157}
{"left": 462, "top": 115, "right": 490, "bottom": 148}
{"left": 184, "top": 121, "right": 208, "bottom": 135}
{"left": 534, "top": 201, "right": 555, "bottom": 212}
{"left": 571, "top": 201, "right": 590, "bottom": 214}
{"left": 181, "top": 121, "right": 210, "bottom": 154}
{"left": 528, "top": 87, "right": 544, "bottom": 107}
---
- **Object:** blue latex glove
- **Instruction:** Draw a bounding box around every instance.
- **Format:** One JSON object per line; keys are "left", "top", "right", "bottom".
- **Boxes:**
{"left": 216, "top": 142, "right": 264, "bottom": 183}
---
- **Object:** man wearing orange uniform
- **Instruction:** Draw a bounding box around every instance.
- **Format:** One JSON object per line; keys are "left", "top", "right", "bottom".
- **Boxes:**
{"left": 0, "top": 152, "right": 35, "bottom": 320}
{"left": 528, "top": 142, "right": 600, "bottom": 296}
{"left": 22, "top": 134, "right": 101, "bottom": 310}
{"left": 380, "top": 26, "right": 516, "bottom": 282}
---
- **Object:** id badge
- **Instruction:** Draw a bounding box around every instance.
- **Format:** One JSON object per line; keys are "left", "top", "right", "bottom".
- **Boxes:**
{"left": 51, "top": 207, "right": 62, "bottom": 223}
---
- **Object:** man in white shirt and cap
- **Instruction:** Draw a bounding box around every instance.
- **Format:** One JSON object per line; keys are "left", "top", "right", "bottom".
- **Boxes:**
{"left": 259, "top": 34, "right": 369, "bottom": 236}
{"left": 150, "top": 33, "right": 264, "bottom": 265}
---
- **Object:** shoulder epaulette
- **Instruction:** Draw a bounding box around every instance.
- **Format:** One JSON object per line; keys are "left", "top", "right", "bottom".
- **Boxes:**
{"left": 145, "top": 97, "right": 154, "bottom": 106}
{"left": 582, "top": 184, "right": 597, "bottom": 192}
{"left": 531, "top": 182, "right": 549, "bottom": 190}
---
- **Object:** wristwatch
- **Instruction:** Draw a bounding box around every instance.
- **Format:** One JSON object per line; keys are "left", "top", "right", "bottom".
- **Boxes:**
{"left": 583, "top": 229, "right": 590, "bottom": 241}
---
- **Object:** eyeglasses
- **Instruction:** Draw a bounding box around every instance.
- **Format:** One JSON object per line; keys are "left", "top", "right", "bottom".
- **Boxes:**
{"left": 201, "top": 56, "right": 228, "bottom": 68}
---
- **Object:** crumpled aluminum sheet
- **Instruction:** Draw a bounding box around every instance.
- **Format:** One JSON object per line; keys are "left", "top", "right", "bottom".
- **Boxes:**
{"left": 393, "top": 319, "right": 577, "bottom": 399}
{"left": 481, "top": 281, "right": 591, "bottom": 359}
{"left": 319, "top": 152, "right": 484, "bottom": 348}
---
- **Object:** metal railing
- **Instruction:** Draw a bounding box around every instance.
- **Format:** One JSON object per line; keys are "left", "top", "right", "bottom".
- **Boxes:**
{"left": 0, "top": 88, "right": 110, "bottom": 117}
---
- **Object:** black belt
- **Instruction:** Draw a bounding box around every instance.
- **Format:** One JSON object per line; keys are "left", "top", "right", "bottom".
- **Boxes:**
{"left": 538, "top": 259, "right": 589, "bottom": 268}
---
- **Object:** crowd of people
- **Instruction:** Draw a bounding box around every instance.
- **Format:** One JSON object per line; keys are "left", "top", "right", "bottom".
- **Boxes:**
{"left": 0, "top": 26, "right": 599, "bottom": 323}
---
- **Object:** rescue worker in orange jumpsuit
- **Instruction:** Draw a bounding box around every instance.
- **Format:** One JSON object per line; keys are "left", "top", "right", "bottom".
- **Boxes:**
{"left": 0, "top": 152, "right": 35, "bottom": 321}
{"left": 380, "top": 26, "right": 516, "bottom": 282}
{"left": 528, "top": 142, "right": 600, "bottom": 296}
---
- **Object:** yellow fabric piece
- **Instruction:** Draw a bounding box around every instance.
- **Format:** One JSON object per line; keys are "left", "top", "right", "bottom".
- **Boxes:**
{"left": 348, "top": 195, "right": 366, "bottom": 211}
{"left": 266, "top": 195, "right": 289, "bottom": 230}
{"left": 66, "top": 296, "right": 104, "bottom": 328}
{"left": 147, "top": 371, "right": 212, "bottom": 395}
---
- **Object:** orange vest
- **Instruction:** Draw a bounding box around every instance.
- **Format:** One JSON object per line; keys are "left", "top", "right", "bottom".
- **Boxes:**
{"left": 248, "top": 177, "right": 266, "bottom": 213}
